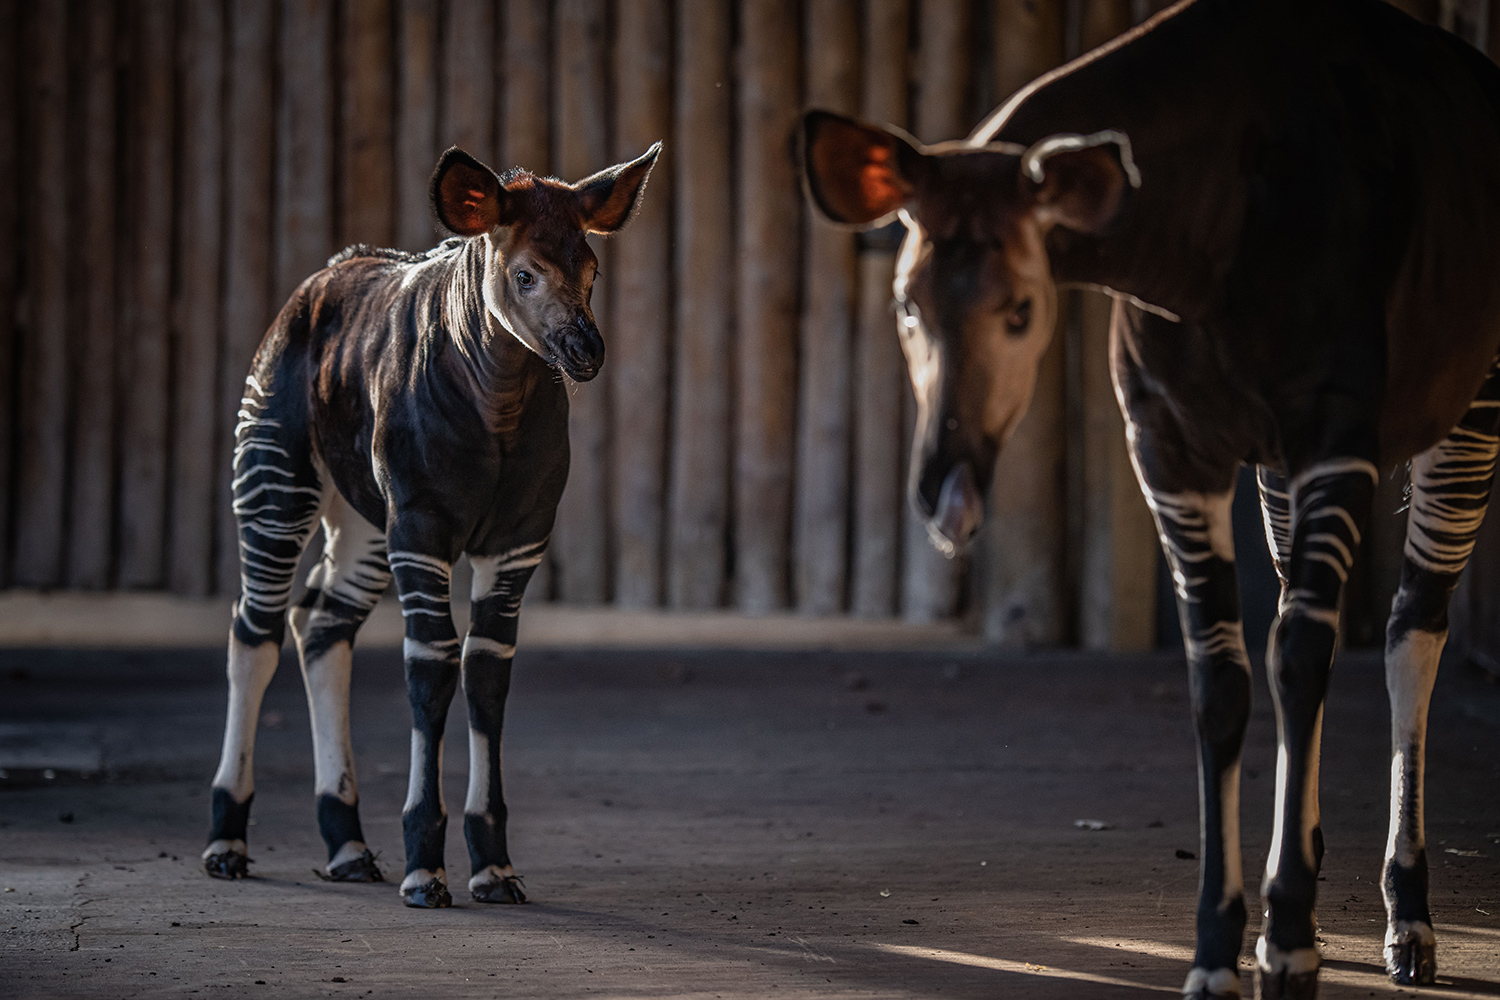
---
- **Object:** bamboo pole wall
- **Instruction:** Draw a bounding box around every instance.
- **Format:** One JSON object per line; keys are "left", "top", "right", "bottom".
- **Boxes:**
{"left": 0, "top": 0, "right": 1490, "bottom": 652}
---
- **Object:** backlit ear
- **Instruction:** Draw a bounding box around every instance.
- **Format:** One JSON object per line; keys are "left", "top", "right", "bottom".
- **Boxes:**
{"left": 1020, "top": 130, "right": 1140, "bottom": 234}
{"left": 801, "top": 110, "right": 923, "bottom": 227}
{"left": 574, "top": 142, "right": 662, "bottom": 235}
{"left": 431, "top": 147, "right": 504, "bottom": 236}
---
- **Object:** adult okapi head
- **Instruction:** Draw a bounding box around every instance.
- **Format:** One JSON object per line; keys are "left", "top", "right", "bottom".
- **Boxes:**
{"left": 430, "top": 142, "right": 661, "bottom": 382}
{"left": 801, "top": 111, "right": 1139, "bottom": 555}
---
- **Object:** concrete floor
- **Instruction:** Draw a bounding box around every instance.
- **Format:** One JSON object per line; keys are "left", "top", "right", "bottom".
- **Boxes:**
{"left": 1, "top": 644, "right": 1497, "bottom": 999}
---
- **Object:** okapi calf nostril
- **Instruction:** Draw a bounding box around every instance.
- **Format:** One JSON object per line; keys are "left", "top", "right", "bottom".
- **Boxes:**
{"left": 205, "top": 139, "right": 660, "bottom": 906}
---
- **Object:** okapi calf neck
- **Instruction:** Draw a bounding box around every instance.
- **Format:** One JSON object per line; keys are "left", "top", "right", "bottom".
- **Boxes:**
{"left": 205, "top": 142, "right": 659, "bottom": 909}
{"left": 803, "top": 0, "right": 1500, "bottom": 997}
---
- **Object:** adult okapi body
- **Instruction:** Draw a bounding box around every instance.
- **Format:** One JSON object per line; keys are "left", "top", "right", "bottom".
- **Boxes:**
{"left": 803, "top": 0, "right": 1500, "bottom": 996}
{"left": 203, "top": 142, "right": 659, "bottom": 908}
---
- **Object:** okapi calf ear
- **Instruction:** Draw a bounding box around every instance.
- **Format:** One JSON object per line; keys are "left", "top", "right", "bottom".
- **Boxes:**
{"left": 573, "top": 142, "right": 663, "bottom": 234}
{"left": 431, "top": 147, "right": 506, "bottom": 237}
{"left": 800, "top": 109, "right": 923, "bottom": 227}
{"left": 1020, "top": 130, "right": 1141, "bottom": 234}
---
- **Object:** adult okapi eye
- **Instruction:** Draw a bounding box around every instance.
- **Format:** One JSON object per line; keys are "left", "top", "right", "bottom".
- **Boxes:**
{"left": 1005, "top": 298, "right": 1032, "bottom": 335}
{"left": 515, "top": 270, "right": 535, "bottom": 289}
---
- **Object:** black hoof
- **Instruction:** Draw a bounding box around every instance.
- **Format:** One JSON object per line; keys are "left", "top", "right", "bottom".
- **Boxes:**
{"left": 1254, "top": 968, "right": 1317, "bottom": 1000}
{"left": 204, "top": 851, "right": 250, "bottom": 880}
{"left": 471, "top": 875, "right": 526, "bottom": 904}
{"left": 326, "top": 850, "right": 384, "bottom": 883}
{"left": 402, "top": 878, "right": 452, "bottom": 909}
{"left": 1385, "top": 938, "right": 1436, "bottom": 986}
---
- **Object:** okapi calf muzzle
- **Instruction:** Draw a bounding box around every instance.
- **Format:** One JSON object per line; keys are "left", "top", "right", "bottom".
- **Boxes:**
{"left": 549, "top": 314, "right": 606, "bottom": 382}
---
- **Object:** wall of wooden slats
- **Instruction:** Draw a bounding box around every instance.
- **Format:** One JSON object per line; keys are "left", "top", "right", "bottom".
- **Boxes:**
{"left": 0, "top": 0, "right": 1493, "bottom": 652}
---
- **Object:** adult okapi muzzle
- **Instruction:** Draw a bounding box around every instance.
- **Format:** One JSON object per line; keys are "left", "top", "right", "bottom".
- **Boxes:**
{"left": 800, "top": 110, "right": 1138, "bottom": 555}
{"left": 431, "top": 142, "right": 662, "bottom": 382}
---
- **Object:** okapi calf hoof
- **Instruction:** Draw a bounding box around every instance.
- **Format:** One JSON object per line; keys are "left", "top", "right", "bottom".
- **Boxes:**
{"left": 1384, "top": 922, "right": 1436, "bottom": 986}
{"left": 1254, "top": 942, "right": 1319, "bottom": 1000}
{"left": 469, "top": 866, "right": 526, "bottom": 904}
{"left": 202, "top": 841, "right": 251, "bottom": 880}
{"left": 1183, "top": 966, "right": 1241, "bottom": 999}
{"left": 323, "top": 848, "right": 384, "bottom": 884}
{"left": 400, "top": 870, "right": 453, "bottom": 909}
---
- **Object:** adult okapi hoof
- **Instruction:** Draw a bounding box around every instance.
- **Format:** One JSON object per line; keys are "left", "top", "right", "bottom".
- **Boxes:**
{"left": 469, "top": 869, "right": 526, "bottom": 904}
{"left": 204, "top": 851, "right": 251, "bottom": 880}
{"left": 1183, "top": 966, "right": 1241, "bottom": 999}
{"left": 325, "top": 850, "right": 384, "bottom": 883}
{"left": 1384, "top": 923, "right": 1436, "bottom": 986}
{"left": 401, "top": 878, "right": 453, "bottom": 909}
{"left": 1253, "top": 968, "right": 1318, "bottom": 1000}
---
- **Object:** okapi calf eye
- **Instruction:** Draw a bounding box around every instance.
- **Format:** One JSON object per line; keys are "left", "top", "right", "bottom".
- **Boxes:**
{"left": 515, "top": 270, "right": 535, "bottom": 289}
{"left": 1005, "top": 299, "right": 1032, "bottom": 335}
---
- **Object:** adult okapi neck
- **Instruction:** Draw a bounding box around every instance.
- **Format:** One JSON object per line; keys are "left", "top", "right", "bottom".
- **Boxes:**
{"left": 435, "top": 236, "right": 552, "bottom": 436}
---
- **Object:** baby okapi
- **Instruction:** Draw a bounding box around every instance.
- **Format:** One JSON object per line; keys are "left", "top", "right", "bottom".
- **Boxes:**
{"left": 804, "top": 0, "right": 1500, "bottom": 997}
{"left": 204, "top": 142, "right": 660, "bottom": 907}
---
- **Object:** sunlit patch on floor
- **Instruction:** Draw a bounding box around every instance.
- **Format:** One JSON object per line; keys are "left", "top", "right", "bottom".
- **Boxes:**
{"left": 869, "top": 942, "right": 1179, "bottom": 993}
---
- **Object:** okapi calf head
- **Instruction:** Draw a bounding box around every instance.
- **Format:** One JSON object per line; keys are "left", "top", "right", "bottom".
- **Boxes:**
{"left": 430, "top": 142, "right": 661, "bottom": 382}
{"left": 801, "top": 110, "right": 1138, "bottom": 554}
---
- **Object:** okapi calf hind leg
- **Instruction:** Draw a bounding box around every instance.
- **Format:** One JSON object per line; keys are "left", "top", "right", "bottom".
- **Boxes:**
{"left": 1257, "top": 458, "right": 1378, "bottom": 1000}
{"left": 461, "top": 539, "right": 546, "bottom": 904}
{"left": 205, "top": 376, "right": 324, "bottom": 879}
{"left": 389, "top": 537, "right": 464, "bottom": 908}
{"left": 288, "top": 491, "right": 393, "bottom": 882}
{"left": 1382, "top": 357, "right": 1500, "bottom": 986}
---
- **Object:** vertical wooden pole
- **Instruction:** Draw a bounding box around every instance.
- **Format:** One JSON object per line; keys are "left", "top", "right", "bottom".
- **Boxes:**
{"left": 396, "top": 0, "right": 439, "bottom": 251}
{"left": 503, "top": 0, "right": 553, "bottom": 602}
{"left": 794, "top": 0, "right": 857, "bottom": 615}
{"left": 117, "top": 0, "right": 175, "bottom": 589}
{"left": 667, "top": 0, "right": 732, "bottom": 610}
{"left": 735, "top": 0, "right": 801, "bottom": 614}
{"left": 552, "top": 0, "right": 611, "bottom": 604}
{"left": 442, "top": 0, "right": 495, "bottom": 163}
{"left": 850, "top": 0, "right": 909, "bottom": 618}
{"left": 217, "top": 0, "right": 276, "bottom": 596}
{"left": 978, "top": 0, "right": 1067, "bottom": 645}
{"left": 67, "top": 0, "right": 118, "bottom": 589}
{"left": 342, "top": 0, "right": 395, "bottom": 247}
{"left": 0, "top": 0, "right": 18, "bottom": 586}
{"left": 171, "top": 0, "right": 226, "bottom": 596}
{"left": 902, "top": 0, "right": 971, "bottom": 622}
{"left": 276, "top": 0, "right": 335, "bottom": 303}
{"left": 15, "top": 0, "right": 71, "bottom": 587}
{"left": 610, "top": 0, "right": 672, "bottom": 608}
{"left": 502, "top": 0, "right": 550, "bottom": 173}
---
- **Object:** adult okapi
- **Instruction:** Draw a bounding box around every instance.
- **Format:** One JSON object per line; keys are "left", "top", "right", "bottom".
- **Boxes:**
{"left": 202, "top": 142, "right": 660, "bottom": 909}
{"left": 802, "top": 0, "right": 1499, "bottom": 996}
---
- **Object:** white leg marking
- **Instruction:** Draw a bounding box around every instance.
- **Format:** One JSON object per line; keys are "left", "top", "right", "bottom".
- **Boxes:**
{"left": 465, "top": 729, "right": 491, "bottom": 819}
{"left": 1255, "top": 937, "right": 1320, "bottom": 976}
{"left": 461, "top": 634, "right": 516, "bottom": 660}
{"left": 404, "top": 637, "right": 462, "bottom": 662}
{"left": 202, "top": 838, "right": 247, "bottom": 861}
{"left": 211, "top": 637, "right": 281, "bottom": 801}
{"left": 400, "top": 867, "right": 447, "bottom": 892}
{"left": 328, "top": 840, "right": 371, "bottom": 870}
{"left": 1385, "top": 629, "right": 1443, "bottom": 869}
{"left": 292, "top": 637, "right": 357, "bottom": 803}
{"left": 403, "top": 729, "right": 443, "bottom": 814}
{"left": 1183, "top": 966, "right": 1240, "bottom": 998}
{"left": 1220, "top": 762, "right": 1243, "bottom": 907}
{"left": 469, "top": 541, "right": 549, "bottom": 599}
{"left": 468, "top": 864, "right": 518, "bottom": 892}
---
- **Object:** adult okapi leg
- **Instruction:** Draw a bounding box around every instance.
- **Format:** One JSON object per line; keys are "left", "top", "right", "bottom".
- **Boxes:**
{"left": 1381, "top": 358, "right": 1500, "bottom": 986}
{"left": 288, "top": 490, "right": 394, "bottom": 882}
{"left": 462, "top": 538, "right": 547, "bottom": 904}
{"left": 1256, "top": 467, "right": 1326, "bottom": 876}
{"left": 388, "top": 532, "right": 463, "bottom": 908}
{"left": 206, "top": 375, "right": 324, "bottom": 878}
{"left": 1257, "top": 458, "right": 1378, "bottom": 1000}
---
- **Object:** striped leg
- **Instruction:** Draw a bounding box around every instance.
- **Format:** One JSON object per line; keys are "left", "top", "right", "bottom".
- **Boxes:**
{"left": 1382, "top": 363, "right": 1500, "bottom": 986}
{"left": 1136, "top": 477, "right": 1251, "bottom": 1000}
{"left": 463, "top": 539, "right": 547, "bottom": 904}
{"left": 205, "top": 377, "right": 323, "bottom": 879}
{"left": 1257, "top": 458, "right": 1378, "bottom": 1000}
{"left": 288, "top": 491, "right": 392, "bottom": 882}
{"left": 1257, "top": 467, "right": 1326, "bottom": 874}
{"left": 389, "top": 540, "right": 462, "bottom": 908}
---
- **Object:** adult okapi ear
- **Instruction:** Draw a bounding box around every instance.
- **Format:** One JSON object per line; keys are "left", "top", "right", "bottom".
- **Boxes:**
{"left": 431, "top": 147, "right": 506, "bottom": 237}
{"left": 573, "top": 142, "right": 663, "bottom": 234}
{"left": 1020, "top": 130, "right": 1142, "bottom": 234}
{"left": 801, "top": 110, "right": 923, "bottom": 227}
